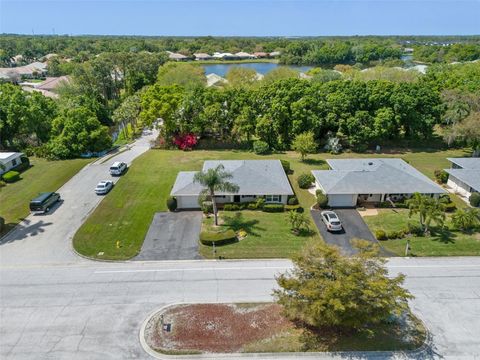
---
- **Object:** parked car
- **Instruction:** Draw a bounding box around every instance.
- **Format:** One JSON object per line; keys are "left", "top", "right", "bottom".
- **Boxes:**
{"left": 29, "top": 192, "right": 61, "bottom": 214}
{"left": 320, "top": 210, "right": 343, "bottom": 232}
{"left": 95, "top": 180, "right": 114, "bottom": 195}
{"left": 109, "top": 162, "right": 127, "bottom": 176}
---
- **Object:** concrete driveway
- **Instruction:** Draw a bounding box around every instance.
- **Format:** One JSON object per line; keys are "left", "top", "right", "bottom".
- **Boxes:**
{"left": 134, "top": 212, "right": 203, "bottom": 261}
{"left": 311, "top": 208, "right": 383, "bottom": 255}
{"left": 0, "top": 129, "right": 158, "bottom": 267}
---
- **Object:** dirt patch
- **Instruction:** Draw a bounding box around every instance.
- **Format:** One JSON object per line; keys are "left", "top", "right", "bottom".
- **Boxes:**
{"left": 145, "top": 303, "right": 293, "bottom": 353}
{"left": 358, "top": 208, "right": 378, "bottom": 217}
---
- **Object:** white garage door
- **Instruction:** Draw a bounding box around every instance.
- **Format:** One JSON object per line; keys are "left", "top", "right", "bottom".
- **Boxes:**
{"left": 328, "top": 194, "right": 357, "bottom": 207}
{"left": 177, "top": 196, "right": 200, "bottom": 209}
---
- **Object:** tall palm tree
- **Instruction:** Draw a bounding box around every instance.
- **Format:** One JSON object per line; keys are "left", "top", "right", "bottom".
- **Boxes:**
{"left": 193, "top": 164, "right": 239, "bottom": 226}
{"left": 407, "top": 193, "right": 446, "bottom": 234}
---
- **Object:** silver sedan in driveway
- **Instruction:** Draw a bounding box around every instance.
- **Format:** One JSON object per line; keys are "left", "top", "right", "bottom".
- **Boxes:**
{"left": 321, "top": 210, "right": 343, "bottom": 232}
{"left": 94, "top": 180, "right": 114, "bottom": 195}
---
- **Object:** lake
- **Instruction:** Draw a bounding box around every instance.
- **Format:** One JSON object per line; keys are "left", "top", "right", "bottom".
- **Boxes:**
{"left": 202, "top": 62, "right": 312, "bottom": 77}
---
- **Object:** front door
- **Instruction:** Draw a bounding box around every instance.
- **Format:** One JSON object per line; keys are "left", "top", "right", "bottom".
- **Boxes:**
{"left": 234, "top": 195, "right": 241, "bottom": 203}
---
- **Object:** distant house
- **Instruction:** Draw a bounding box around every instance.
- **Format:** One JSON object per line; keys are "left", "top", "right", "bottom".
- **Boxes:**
{"left": 194, "top": 53, "right": 212, "bottom": 61}
{"left": 269, "top": 51, "right": 281, "bottom": 57}
{"left": 40, "top": 53, "right": 58, "bottom": 61}
{"left": 167, "top": 51, "right": 188, "bottom": 61}
{"left": 0, "top": 61, "right": 47, "bottom": 81}
{"left": 212, "top": 52, "right": 236, "bottom": 60}
{"left": 445, "top": 158, "right": 480, "bottom": 198}
{"left": 36, "top": 76, "right": 70, "bottom": 91}
{"left": 171, "top": 160, "right": 294, "bottom": 209}
{"left": 234, "top": 52, "right": 256, "bottom": 59}
{"left": 253, "top": 52, "right": 268, "bottom": 58}
{"left": 206, "top": 73, "right": 228, "bottom": 87}
{"left": 311, "top": 158, "right": 445, "bottom": 207}
{"left": 0, "top": 152, "right": 25, "bottom": 175}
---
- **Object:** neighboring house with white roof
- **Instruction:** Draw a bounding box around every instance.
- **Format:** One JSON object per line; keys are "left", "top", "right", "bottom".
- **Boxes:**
{"left": 312, "top": 158, "right": 445, "bottom": 207}
{"left": 445, "top": 158, "right": 480, "bottom": 199}
{"left": 0, "top": 152, "right": 25, "bottom": 175}
{"left": 235, "top": 52, "right": 256, "bottom": 59}
{"left": 166, "top": 51, "right": 188, "bottom": 61}
{"left": 171, "top": 160, "right": 294, "bottom": 209}
{"left": 212, "top": 52, "right": 236, "bottom": 60}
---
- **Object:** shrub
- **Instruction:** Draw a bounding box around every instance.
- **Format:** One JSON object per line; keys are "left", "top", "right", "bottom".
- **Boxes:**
{"left": 253, "top": 140, "right": 270, "bottom": 155}
{"left": 285, "top": 205, "right": 304, "bottom": 213}
{"left": 297, "top": 173, "right": 314, "bottom": 189}
{"left": 201, "top": 201, "right": 213, "bottom": 214}
{"left": 315, "top": 189, "right": 324, "bottom": 196}
{"left": 2, "top": 171, "right": 20, "bottom": 183}
{"left": 166, "top": 196, "right": 177, "bottom": 212}
{"left": 0, "top": 216, "right": 4, "bottom": 232}
{"left": 288, "top": 196, "right": 299, "bottom": 205}
{"left": 262, "top": 204, "right": 285, "bottom": 212}
{"left": 316, "top": 193, "right": 328, "bottom": 208}
{"left": 173, "top": 133, "right": 197, "bottom": 150}
{"left": 434, "top": 169, "right": 448, "bottom": 184}
{"left": 280, "top": 160, "right": 291, "bottom": 174}
{"left": 386, "top": 230, "right": 405, "bottom": 239}
{"left": 375, "top": 229, "right": 387, "bottom": 240}
{"left": 444, "top": 202, "right": 457, "bottom": 213}
{"left": 470, "top": 192, "right": 480, "bottom": 207}
{"left": 407, "top": 222, "right": 424, "bottom": 236}
{"left": 255, "top": 197, "right": 266, "bottom": 209}
{"left": 0, "top": 180, "right": 5, "bottom": 188}
{"left": 199, "top": 230, "right": 237, "bottom": 246}
{"left": 247, "top": 202, "right": 258, "bottom": 210}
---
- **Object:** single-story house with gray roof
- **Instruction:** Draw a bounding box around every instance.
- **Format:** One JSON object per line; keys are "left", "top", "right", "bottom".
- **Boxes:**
{"left": 312, "top": 158, "right": 445, "bottom": 208}
{"left": 445, "top": 158, "right": 480, "bottom": 198}
{"left": 171, "top": 160, "right": 294, "bottom": 209}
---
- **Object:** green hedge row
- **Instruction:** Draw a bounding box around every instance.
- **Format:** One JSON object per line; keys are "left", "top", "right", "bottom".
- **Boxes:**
{"left": 2, "top": 171, "right": 20, "bottom": 183}
{"left": 199, "top": 230, "right": 237, "bottom": 246}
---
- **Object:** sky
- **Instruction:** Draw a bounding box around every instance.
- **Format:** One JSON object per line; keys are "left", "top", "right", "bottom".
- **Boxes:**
{"left": 1, "top": 0, "right": 479, "bottom": 36}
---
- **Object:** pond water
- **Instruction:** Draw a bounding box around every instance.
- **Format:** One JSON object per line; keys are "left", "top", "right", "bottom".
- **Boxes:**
{"left": 202, "top": 62, "right": 312, "bottom": 77}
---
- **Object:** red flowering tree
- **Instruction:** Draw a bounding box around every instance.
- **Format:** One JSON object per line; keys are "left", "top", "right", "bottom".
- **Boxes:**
{"left": 173, "top": 133, "right": 197, "bottom": 150}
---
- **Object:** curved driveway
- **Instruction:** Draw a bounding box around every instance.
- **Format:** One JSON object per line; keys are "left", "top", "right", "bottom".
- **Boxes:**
{"left": 0, "top": 130, "right": 158, "bottom": 267}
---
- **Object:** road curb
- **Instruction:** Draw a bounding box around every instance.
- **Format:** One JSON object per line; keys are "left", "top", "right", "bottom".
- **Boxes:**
{"left": 139, "top": 302, "right": 433, "bottom": 360}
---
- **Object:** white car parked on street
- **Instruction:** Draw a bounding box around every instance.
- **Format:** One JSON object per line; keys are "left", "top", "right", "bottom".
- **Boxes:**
{"left": 95, "top": 180, "right": 114, "bottom": 195}
{"left": 109, "top": 161, "right": 127, "bottom": 176}
{"left": 320, "top": 210, "right": 343, "bottom": 232}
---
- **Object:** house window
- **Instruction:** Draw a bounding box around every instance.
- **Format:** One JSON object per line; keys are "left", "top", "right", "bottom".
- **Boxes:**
{"left": 11, "top": 159, "right": 17, "bottom": 166}
{"left": 215, "top": 195, "right": 226, "bottom": 199}
{"left": 241, "top": 195, "right": 254, "bottom": 198}
{"left": 265, "top": 195, "right": 281, "bottom": 202}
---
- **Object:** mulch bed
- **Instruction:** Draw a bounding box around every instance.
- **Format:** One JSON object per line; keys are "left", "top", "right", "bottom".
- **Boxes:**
{"left": 145, "top": 303, "right": 293, "bottom": 353}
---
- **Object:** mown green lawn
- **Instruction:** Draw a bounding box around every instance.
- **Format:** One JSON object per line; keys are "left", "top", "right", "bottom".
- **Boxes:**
{"left": 199, "top": 211, "right": 316, "bottom": 259}
{"left": 72, "top": 146, "right": 471, "bottom": 260}
{"left": 364, "top": 209, "right": 480, "bottom": 256}
{"left": 0, "top": 157, "right": 91, "bottom": 237}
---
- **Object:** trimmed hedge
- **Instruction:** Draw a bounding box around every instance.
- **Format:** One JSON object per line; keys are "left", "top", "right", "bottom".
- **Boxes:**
{"left": 199, "top": 230, "right": 237, "bottom": 246}
{"left": 2, "top": 171, "right": 20, "bottom": 183}
{"left": 316, "top": 193, "right": 328, "bottom": 208}
{"left": 285, "top": 204, "right": 304, "bottom": 213}
{"left": 470, "top": 192, "right": 480, "bottom": 207}
{"left": 287, "top": 196, "right": 299, "bottom": 205}
{"left": 297, "top": 173, "right": 314, "bottom": 189}
{"left": 262, "top": 204, "right": 285, "bottom": 212}
{"left": 375, "top": 229, "right": 387, "bottom": 240}
{"left": 434, "top": 169, "right": 448, "bottom": 184}
{"left": 166, "top": 196, "right": 177, "bottom": 212}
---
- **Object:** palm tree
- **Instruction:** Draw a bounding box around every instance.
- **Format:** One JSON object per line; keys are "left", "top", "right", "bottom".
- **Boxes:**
{"left": 452, "top": 208, "right": 480, "bottom": 231}
{"left": 193, "top": 164, "right": 239, "bottom": 226}
{"left": 407, "top": 193, "right": 446, "bottom": 234}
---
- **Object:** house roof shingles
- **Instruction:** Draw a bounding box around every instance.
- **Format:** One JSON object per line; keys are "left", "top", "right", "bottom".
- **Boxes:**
{"left": 447, "top": 157, "right": 480, "bottom": 170}
{"left": 171, "top": 160, "right": 293, "bottom": 196}
{"left": 312, "top": 158, "right": 445, "bottom": 195}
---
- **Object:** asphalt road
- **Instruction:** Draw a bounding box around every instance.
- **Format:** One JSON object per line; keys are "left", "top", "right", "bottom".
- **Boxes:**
{"left": 0, "top": 130, "right": 158, "bottom": 267}
{"left": 1, "top": 257, "right": 480, "bottom": 359}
